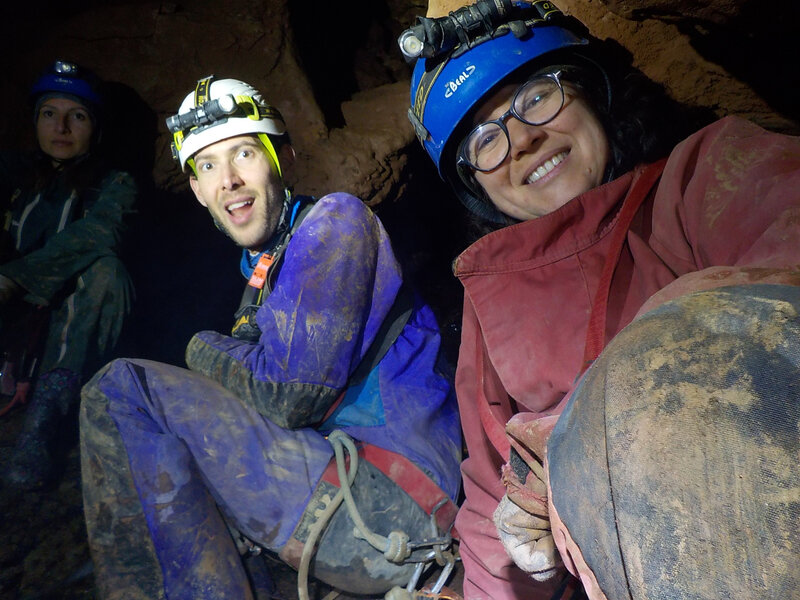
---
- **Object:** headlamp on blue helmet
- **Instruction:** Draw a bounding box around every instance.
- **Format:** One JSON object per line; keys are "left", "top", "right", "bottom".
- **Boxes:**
{"left": 30, "top": 60, "right": 103, "bottom": 112}
{"left": 404, "top": 0, "right": 590, "bottom": 222}
{"left": 399, "top": 0, "right": 559, "bottom": 61}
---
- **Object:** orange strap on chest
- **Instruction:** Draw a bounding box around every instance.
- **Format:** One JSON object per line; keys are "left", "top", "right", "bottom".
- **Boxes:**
{"left": 247, "top": 253, "right": 275, "bottom": 289}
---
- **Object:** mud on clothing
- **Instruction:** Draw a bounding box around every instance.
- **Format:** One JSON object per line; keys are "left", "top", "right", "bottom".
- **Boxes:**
{"left": 0, "top": 151, "right": 136, "bottom": 377}
{"left": 80, "top": 193, "right": 462, "bottom": 599}
{"left": 548, "top": 284, "right": 800, "bottom": 600}
{"left": 450, "top": 117, "right": 800, "bottom": 599}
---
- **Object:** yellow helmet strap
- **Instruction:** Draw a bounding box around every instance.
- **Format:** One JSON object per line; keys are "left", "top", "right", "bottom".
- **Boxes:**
{"left": 257, "top": 133, "right": 283, "bottom": 180}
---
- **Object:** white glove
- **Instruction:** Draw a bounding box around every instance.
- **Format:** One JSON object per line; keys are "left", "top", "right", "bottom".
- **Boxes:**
{"left": 494, "top": 494, "right": 562, "bottom": 582}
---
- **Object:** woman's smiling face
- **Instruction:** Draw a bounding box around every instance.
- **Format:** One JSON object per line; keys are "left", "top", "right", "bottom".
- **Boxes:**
{"left": 471, "top": 79, "right": 610, "bottom": 221}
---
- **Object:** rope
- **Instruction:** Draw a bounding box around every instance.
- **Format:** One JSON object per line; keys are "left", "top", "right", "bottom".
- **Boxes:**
{"left": 299, "top": 429, "right": 407, "bottom": 600}
{"left": 298, "top": 430, "right": 454, "bottom": 599}
{"left": 296, "top": 438, "right": 354, "bottom": 600}
{"left": 328, "top": 430, "right": 412, "bottom": 563}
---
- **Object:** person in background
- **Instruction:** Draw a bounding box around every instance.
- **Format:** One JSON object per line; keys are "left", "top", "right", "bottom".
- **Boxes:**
{"left": 404, "top": 0, "right": 800, "bottom": 597}
{"left": 0, "top": 60, "right": 136, "bottom": 491}
{"left": 79, "top": 75, "right": 461, "bottom": 599}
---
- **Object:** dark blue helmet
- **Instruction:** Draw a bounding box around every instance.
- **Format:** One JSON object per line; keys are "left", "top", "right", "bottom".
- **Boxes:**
{"left": 405, "top": 0, "right": 589, "bottom": 221}
{"left": 30, "top": 60, "right": 103, "bottom": 114}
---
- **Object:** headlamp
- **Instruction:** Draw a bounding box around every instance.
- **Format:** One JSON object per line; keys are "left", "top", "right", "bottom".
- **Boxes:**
{"left": 53, "top": 61, "right": 79, "bottom": 75}
{"left": 166, "top": 94, "right": 239, "bottom": 135}
{"left": 398, "top": 30, "right": 425, "bottom": 59}
{"left": 397, "top": 0, "right": 564, "bottom": 60}
{"left": 167, "top": 76, "right": 288, "bottom": 174}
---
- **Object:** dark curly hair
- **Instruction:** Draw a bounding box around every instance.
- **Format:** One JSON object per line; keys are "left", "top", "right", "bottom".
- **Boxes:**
{"left": 560, "top": 41, "right": 712, "bottom": 180}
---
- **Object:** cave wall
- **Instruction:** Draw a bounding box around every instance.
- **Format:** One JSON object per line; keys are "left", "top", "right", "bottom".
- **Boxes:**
{"left": 1, "top": 0, "right": 428, "bottom": 204}
{"left": 1, "top": 0, "right": 797, "bottom": 363}
{"left": 3, "top": 0, "right": 798, "bottom": 200}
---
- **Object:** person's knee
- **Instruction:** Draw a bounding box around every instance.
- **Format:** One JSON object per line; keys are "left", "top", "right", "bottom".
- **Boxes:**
{"left": 592, "top": 284, "right": 800, "bottom": 392}
{"left": 80, "top": 359, "right": 118, "bottom": 440}
{"left": 548, "top": 283, "right": 800, "bottom": 599}
{"left": 81, "top": 358, "right": 134, "bottom": 411}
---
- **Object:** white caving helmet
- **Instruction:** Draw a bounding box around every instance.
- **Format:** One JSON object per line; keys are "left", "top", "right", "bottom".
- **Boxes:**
{"left": 166, "top": 75, "right": 287, "bottom": 175}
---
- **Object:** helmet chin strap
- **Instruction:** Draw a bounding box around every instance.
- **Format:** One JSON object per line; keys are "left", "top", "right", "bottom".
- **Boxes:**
{"left": 257, "top": 133, "right": 283, "bottom": 179}
{"left": 250, "top": 187, "right": 294, "bottom": 254}
{"left": 277, "top": 188, "right": 292, "bottom": 227}
{"left": 258, "top": 131, "right": 293, "bottom": 212}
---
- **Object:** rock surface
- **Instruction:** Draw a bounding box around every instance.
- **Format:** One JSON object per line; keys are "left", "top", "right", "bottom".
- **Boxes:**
{"left": 2, "top": 0, "right": 797, "bottom": 201}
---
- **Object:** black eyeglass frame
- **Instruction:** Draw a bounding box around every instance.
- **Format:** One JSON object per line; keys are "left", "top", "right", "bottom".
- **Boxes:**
{"left": 456, "top": 70, "right": 566, "bottom": 173}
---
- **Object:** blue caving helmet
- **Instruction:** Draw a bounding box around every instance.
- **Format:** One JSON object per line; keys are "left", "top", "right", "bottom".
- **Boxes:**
{"left": 30, "top": 60, "right": 104, "bottom": 122}
{"left": 405, "top": 0, "right": 589, "bottom": 222}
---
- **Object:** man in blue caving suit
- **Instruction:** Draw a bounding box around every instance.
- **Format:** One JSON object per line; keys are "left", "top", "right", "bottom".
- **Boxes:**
{"left": 79, "top": 75, "right": 462, "bottom": 599}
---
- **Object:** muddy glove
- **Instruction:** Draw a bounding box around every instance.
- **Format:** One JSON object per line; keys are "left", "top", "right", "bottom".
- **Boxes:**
{"left": 0, "top": 274, "right": 21, "bottom": 304}
{"left": 497, "top": 413, "right": 563, "bottom": 581}
{"left": 494, "top": 494, "right": 561, "bottom": 581}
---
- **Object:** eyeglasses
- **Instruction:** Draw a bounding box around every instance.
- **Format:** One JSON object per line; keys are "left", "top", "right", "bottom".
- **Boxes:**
{"left": 458, "top": 71, "right": 565, "bottom": 173}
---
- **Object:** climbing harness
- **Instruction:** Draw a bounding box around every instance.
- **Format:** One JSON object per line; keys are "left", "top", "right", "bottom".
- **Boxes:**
{"left": 292, "top": 430, "right": 459, "bottom": 600}
{"left": 580, "top": 159, "right": 667, "bottom": 373}
{"left": 232, "top": 196, "right": 313, "bottom": 342}
{"left": 230, "top": 195, "right": 415, "bottom": 427}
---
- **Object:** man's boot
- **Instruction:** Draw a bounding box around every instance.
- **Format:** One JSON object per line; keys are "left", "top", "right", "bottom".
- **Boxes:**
{"left": 0, "top": 368, "right": 81, "bottom": 492}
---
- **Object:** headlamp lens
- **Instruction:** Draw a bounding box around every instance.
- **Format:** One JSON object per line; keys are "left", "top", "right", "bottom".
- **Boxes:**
{"left": 217, "top": 94, "right": 237, "bottom": 115}
{"left": 399, "top": 30, "right": 424, "bottom": 59}
{"left": 54, "top": 61, "right": 78, "bottom": 75}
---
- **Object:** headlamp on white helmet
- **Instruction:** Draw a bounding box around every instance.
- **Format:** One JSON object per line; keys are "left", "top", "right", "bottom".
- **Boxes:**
{"left": 167, "top": 76, "right": 288, "bottom": 175}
